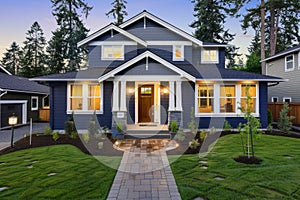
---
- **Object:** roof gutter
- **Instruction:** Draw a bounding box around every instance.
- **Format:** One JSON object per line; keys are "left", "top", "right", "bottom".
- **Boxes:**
{"left": 268, "top": 82, "right": 280, "bottom": 87}
{"left": 0, "top": 90, "right": 8, "bottom": 98}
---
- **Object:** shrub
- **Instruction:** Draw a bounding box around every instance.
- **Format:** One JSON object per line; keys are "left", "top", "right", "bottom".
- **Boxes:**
{"left": 82, "top": 133, "right": 90, "bottom": 143}
{"left": 223, "top": 120, "right": 232, "bottom": 132}
{"left": 199, "top": 130, "right": 207, "bottom": 141}
{"left": 188, "top": 107, "right": 197, "bottom": 135}
{"left": 174, "top": 128, "right": 185, "bottom": 141}
{"left": 116, "top": 121, "right": 124, "bottom": 133}
{"left": 70, "top": 131, "right": 78, "bottom": 139}
{"left": 170, "top": 120, "right": 178, "bottom": 133}
{"left": 44, "top": 125, "right": 52, "bottom": 135}
{"left": 52, "top": 132, "right": 60, "bottom": 141}
{"left": 278, "top": 103, "right": 295, "bottom": 133}
{"left": 64, "top": 115, "right": 76, "bottom": 135}
{"left": 98, "top": 142, "right": 104, "bottom": 150}
{"left": 209, "top": 127, "right": 216, "bottom": 135}
{"left": 189, "top": 139, "right": 200, "bottom": 149}
{"left": 268, "top": 110, "right": 273, "bottom": 125}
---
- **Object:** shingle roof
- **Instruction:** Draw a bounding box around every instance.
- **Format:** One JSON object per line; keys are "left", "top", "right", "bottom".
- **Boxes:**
{"left": 0, "top": 72, "right": 49, "bottom": 94}
{"left": 262, "top": 44, "right": 300, "bottom": 62}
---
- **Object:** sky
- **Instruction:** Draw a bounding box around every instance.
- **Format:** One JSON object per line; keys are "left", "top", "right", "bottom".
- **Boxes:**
{"left": 0, "top": 0, "right": 256, "bottom": 62}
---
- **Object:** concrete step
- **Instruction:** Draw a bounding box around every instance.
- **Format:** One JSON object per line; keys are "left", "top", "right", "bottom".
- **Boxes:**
{"left": 124, "top": 130, "right": 170, "bottom": 139}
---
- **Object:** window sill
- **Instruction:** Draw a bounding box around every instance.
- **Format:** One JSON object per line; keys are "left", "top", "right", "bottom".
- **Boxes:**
{"left": 285, "top": 68, "right": 294, "bottom": 72}
{"left": 195, "top": 113, "right": 260, "bottom": 118}
{"left": 31, "top": 108, "right": 38, "bottom": 111}
{"left": 101, "top": 58, "right": 124, "bottom": 61}
{"left": 67, "top": 110, "right": 103, "bottom": 115}
{"left": 201, "top": 61, "right": 219, "bottom": 64}
{"left": 173, "top": 58, "right": 184, "bottom": 61}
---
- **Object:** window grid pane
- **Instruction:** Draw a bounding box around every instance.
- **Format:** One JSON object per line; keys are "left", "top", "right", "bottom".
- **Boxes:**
{"left": 241, "top": 98, "right": 256, "bottom": 112}
{"left": 198, "top": 85, "right": 214, "bottom": 113}
{"left": 220, "top": 85, "right": 235, "bottom": 113}
{"left": 241, "top": 85, "right": 256, "bottom": 97}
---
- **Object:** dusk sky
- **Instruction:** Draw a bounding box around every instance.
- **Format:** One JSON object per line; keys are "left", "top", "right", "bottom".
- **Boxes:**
{"left": 0, "top": 0, "right": 255, "bottom": 61}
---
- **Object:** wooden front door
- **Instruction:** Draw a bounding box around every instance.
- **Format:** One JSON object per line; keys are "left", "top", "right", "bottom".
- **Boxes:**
{"left": 138, "top": 85, "right": 154, "bottom": 123}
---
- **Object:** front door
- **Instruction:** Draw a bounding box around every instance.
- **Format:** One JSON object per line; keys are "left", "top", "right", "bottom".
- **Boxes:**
{"left": 138, "top": 85, "right": 154, "bottom": 123}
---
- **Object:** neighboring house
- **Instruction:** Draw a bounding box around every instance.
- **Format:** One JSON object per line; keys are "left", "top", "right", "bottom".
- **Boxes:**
{"left": 0, "top": 65, "right": 49, "bottom": 128}
{"left": 263, "top": 44, "right": 300, "bottom": 103}
{"left": 31, "top": 11, "right": 283, "bottom": 133}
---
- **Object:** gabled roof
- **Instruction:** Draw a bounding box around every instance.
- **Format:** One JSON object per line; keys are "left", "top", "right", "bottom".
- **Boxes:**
{"left": 98, "top": 50, "right": 196, "bottom": 82}
{"left": 78, "top": 23, "right": 147, "bottom": 47}
{"left": 0, "top": 65, "right": 12, "bottom": 75}
{"left": 262, "top": 44, "right": 300, "bottom": 62}
{"left": 0, "top": 73, "right": 49, "bottom": 94}
{"left": 119, "top": 10, "right": 204, "bottom": 46}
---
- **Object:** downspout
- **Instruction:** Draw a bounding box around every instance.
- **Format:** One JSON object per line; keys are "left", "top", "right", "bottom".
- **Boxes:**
{"left": 267, "top": 82, "right": 279, "bottom": 87}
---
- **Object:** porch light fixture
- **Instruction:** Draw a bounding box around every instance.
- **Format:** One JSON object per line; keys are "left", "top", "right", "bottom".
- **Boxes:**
{"left": 127, "top": 88, "right": 134, "bottom": 94}
{"left": 163, "top": 88, "right": 169, "bottom": 94}
{"left": 8, "top": 113, "right": 18, "bottom": 148}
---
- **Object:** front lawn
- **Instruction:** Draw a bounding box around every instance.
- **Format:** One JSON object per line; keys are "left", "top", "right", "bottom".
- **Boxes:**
{"left": 170, "top": 134, "right": 300, "bottom": 200}
{"left": 0, "top": 145, "right": 119, "bottom": 199}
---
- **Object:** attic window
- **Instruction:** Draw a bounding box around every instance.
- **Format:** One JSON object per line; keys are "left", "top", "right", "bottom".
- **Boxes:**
{"left": 102, "top": 45, "right": 124, "bottom": 60}
{"left": 285, "top": 55, "right": 294, "bottom": 72}
{"left": 202, "top": 48, "right": 218, "bottom": 63}
{"left": 173, "top": 45, "right": 184, "bottom": 61}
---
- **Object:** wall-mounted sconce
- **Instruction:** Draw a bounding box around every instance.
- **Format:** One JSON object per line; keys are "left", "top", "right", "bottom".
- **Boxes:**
{"left": 127, "top": 88, "right": 135, "bottom": 94}
{"left": 163, "top": 88, "right": 169, "bottom": 94}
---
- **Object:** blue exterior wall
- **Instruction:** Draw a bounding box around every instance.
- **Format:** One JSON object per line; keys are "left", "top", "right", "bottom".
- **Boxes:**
{"left": 91, "top": 30, "right": 133, "bottom": 42}
{"left": 192, "top": 46, "right": 226, "bottom": 68}
{"left": 127, "top": 81, "right": 135, "bottom": 124}
{"left": 160, "top": 81, "right": 169, "bottom": 124}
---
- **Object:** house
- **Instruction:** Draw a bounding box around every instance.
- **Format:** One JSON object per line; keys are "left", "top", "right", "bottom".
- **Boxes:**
{"left": 263, "top": 44, "right": 300, "bottom": 103}
{"left": 31, "top": 11, "right": 283, "bottom": 134}
{"left": 0, "top": 65, "right": 49, "bottom": 128}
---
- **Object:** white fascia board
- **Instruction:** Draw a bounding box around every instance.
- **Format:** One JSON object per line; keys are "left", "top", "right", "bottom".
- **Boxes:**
{"left": 0, "top": 88, "right": 3, "bottom": 91}
{"left": 202, "top": 44, "right": 228, "bottom": 47}
{"left": 77, "top": 24, "right": 147, "bottom": 47}
{"left": 0, "top": 65, "right": 12, "bottom": 75}
{"left": 30, "top": 78, "right": 98, "bottom": 82}
{"left": 262, "top": 47, "right": 300, "bottom": 62}
{"left": 0, "top": 100, "right": 28, "bottom": 104}
{"left": 98, "top": 51, "right": 195, "bottom": 82}
{"left": 120, "top": 11, "right": 203, "bottom": 46}
{"left": 196, "top": 78, "right": 288, "bottom": 82}
{"left": 4, "top": 89, "right": 49, "bottom": 95}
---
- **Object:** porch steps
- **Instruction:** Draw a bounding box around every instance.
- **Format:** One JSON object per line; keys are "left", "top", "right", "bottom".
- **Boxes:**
{"left": 125, "top": 130, "right": 170, "bottom": 139}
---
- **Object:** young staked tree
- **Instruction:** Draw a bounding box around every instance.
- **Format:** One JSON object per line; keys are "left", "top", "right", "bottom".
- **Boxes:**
{"left": 0, "top": 42, "right": 21, "bottom": 75}
{"left": 106, "top": 0, "right": 128, "bottom": 26}
{"left": 19, "top": 22, "right": 47, "bottom": 78}
{"left": 50, "top": 0, "right": 92, "bottom": 72}
{"left": 190, "top": 0, "right": 244, "bottom": 68}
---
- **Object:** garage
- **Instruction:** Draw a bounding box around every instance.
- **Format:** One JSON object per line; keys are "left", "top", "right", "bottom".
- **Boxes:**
{"left": 0, "top": 100, "right": 27, "bottom": 128}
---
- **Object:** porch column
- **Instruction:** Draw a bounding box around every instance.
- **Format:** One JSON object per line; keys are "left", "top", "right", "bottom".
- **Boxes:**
{"left": 112, "top": 80, "right": 119, "bottom": 111}
{"left": 169, "top": 81, "right": 175, "bottom": 111}
{"left": 120, "top": 81, "right": 127, "bottom": 111}
{"left": 176, "top": 81, "right": 182, "bottom": 111}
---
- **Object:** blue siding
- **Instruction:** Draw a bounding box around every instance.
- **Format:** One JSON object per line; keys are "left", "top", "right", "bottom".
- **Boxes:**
{"left": 127, "top": 82, "right": 135, "bottom": 124}
{"left": 124, "top": 18, "right": 188, "bottom": 41}
{"left": 192, "top": 46, "right": 226, "bottom": 68}
{"left": 259, "top": 82, "right": 268, "bottom": 128}
{"left": 182, "top": 81, "right": 196, "bottom": 127}
{"left": 88, "top": 45, "right": 137, "bottom": 68}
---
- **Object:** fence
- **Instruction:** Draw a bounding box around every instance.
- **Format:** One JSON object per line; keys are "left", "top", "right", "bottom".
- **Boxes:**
{"left": 39, "top": 108, "right": 50, "bottom": 122}
{"left": 268, "top": 103, "right": 300, "bottom": 126}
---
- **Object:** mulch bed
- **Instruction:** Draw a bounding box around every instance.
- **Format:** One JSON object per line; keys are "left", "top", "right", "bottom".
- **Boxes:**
{"left": 0, "top": 134, "right": 123, "bottom": 156}
{"left": 234, "top": 156, "right": 262, "bottom": 164}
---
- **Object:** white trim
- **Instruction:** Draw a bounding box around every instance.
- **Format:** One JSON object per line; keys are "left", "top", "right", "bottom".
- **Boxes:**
{"left": 298, "top": 51, "right": 300, "bottom": 69}
{"left": 0, "top": 65, "right": 12, "bottom": 75}
{"left": 173, "top": 45, "right": 184, "bottom": 61}
{"left": 119, "top": 11, "right": 204, "bottom": 46}
{"left": 201, "top": 47, "right": 219, "bottom": 64}
{"left": 114, "top": 75, "right": 183, "bottom": 82}
{"left": 285, "top": 54, "right": 294, "bottom": 72}
{"left": 31, "top": 96, "right": 38, "bottom": 111}
{"left": 1, "top": 89, "right": 48, "bottom": 95}
{"left": 112, "top": 81, "right": 119, "bottom": 111}
{"left": 262, "top": 47, "right": 300, "bottom": 62}
{"left": 0, "top": 100, "right": 28, "bottom": 124}
{"left": 169, "top": 81, "right": 175, "bottom": 111}
{"left": 271, "top": 97, "right": 278, "bottom": 103}
{"left": 98, "top": 51, "right": 195, "bottom": 82}
{"left": 78, "top": 24, "right": 147, "bottom": 47}
{"left": 42, "top": 95, "right": 49, "bottom": 108}
{"left": 195, "top": 113, "right": 260, "bottom": 118}
{"left": 196, "top": 78, "right": 287, "bottom": 82}
{"left": 89, "top": 41, "right": 137, "bottom": 46}
{"left": 147, "top": 41, "right": 192, "bottom": 46}
{"left": 203, "top": 44, "right": 228, "bottom": 47}
{"left": 101, "top": 45, "right": 124, "bottom": 60}
{"left": 283, "top": 97, "right": 292, "bottom": 103}
{"left": 120, "top": 81, "right": 127, "bottom": 111}
{"left": 175, "top": 81, "right": 182, "bottom": 111}
{"left": 0, "top": 100, "right": 27, "bottom": 104}
{"left": 30, "top": 78, "right": 98, "bottom": 82}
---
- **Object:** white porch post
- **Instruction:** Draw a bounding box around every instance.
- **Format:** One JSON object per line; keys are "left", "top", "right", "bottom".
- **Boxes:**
{"left": 169, "top": 81, "right": 175, "bottom": 111}
{"left": 120, "top": 81, "right": 127, "bottom": 111}
{"left": 176, "top": 81, "right": 182, "bottom": 111}
{"left": 112, "top": 80, "right": 119, "bottom": 111}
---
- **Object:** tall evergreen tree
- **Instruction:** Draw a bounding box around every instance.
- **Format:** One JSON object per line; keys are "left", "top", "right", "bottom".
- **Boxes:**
{"left": 190, "top": 0, "right": 244, "bottom": 68}
{"left": 106, "top": 0, "right": 128, "bottom": 26}
{"left": 19, "top": 22, "right": 47, "bottom": 78}
{"left": 0, "top": 42, "right": 21, "bottom": 75}
{"left": 50, "top": 0, "right": 92, "bottom": 72}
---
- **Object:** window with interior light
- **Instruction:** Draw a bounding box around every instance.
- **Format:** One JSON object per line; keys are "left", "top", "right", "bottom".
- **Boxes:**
{"left": 197, "top": 85, "right": 214, "bottom": 113}
{"left": 220, "top": 85, "right": 236, "bottom": 113}
{"left": 241, "top": 84, "right": 257, "bottom": 113}
{"left": 102, "top": 45, "right": 124, "bottom": 60}
{"left": 173, "top": 45, "right": 184, "bottom": 61}
{"left": 202, "top": 48, "right": 218, "bottom": 63}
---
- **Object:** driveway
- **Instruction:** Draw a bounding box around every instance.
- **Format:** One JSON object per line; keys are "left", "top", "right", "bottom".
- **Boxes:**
{"left": 0, "top": 123, "right": 49, "bottom": 150}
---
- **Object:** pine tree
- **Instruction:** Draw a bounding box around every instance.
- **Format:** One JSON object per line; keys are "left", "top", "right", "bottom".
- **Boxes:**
{"left": 50, "top": 0, "right": 92, "bottom": 72}
{"left": 106, "top": 0, "right": 128, "bottom": 26}
{"left": 190, "top": 0, "right": 244, "bottom": 68}
{"left": 19, "top": 22, "right": 47, "bottom": 78}
{"left": 0, "top": 42, "right": 21, "bottom": 75}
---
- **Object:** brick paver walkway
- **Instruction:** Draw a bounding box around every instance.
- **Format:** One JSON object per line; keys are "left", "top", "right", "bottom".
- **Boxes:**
{"left": 107, "top": 141, "right": 181, "bottom": 200}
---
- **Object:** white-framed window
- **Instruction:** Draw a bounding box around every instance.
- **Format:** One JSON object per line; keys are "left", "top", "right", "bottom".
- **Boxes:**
{"left": 102, "top": 45, "right": 124, "bottom": 60}
{"left": 197, "top": 84, "right": 214, "bottom": 113}
{"left": 271, "top": 97, "right": 278, "bottom": 103}
{"left": 31, "top": 96, "right": 38, "bottom": 111}
{"left": 283, "top": 97, "right": 292, "bottom": 103}
{"left": 285, "top": 54, "right": 294, "bottom": 72}
{"left": 195, "top": 82, "right": 259, "bottom": 117}
{"left": 42, "top": 96, "right": 50, "bottom": 109}
{"left": 173, "top": 45, "right": 184, "bottom": 61}
{"left": 298, "top": 51, "right": 300, "bottom": 69}
{"left": 201, "top": 48, "right": 218, "bottom": 63}
{"left": 67, "top": 82, "right": 103, "bottom": 114}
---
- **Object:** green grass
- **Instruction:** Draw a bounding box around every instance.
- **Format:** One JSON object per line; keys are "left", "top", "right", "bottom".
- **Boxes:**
{"left": 0, "top": 145, "right": 119, "bottom": 199}
{"left": 170, "top": 134, "right": 300, "bottom": 200}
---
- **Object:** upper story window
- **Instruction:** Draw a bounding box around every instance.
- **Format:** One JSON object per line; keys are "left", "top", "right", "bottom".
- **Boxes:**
{"left": 285, "top": 54, "right": 294, "bottom": 72}
{"left": 202, "top": 48, "right": 218, "bottom": 63}
{"left": 102, "top": 45, "right": 124, "bottom": 60}
{"left": 173, "top": 45, "right": 184, "bottom": 61}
